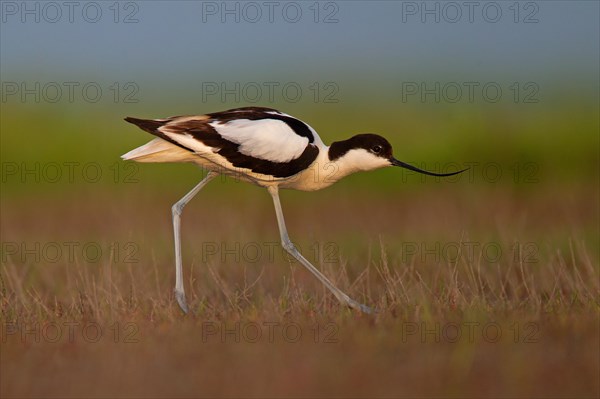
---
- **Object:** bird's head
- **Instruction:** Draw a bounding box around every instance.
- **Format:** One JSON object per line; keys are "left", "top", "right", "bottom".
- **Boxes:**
{"left": 328, "top": 133, "right": 467, "bottom": 177}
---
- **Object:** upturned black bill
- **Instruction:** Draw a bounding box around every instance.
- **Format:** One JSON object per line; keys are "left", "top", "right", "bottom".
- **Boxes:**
{"left": 391, "top": 158, "right": 468, "bottom": 177}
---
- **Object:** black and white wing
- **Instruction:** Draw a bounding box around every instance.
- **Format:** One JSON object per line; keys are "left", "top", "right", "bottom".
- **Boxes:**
{"left": 124, "top": 107, "right": 321, "bottom": 178}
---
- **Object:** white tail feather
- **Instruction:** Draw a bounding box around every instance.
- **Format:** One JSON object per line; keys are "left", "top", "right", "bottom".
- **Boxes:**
{"left": 121, "top": 138, "right": 195, "bottom": 163}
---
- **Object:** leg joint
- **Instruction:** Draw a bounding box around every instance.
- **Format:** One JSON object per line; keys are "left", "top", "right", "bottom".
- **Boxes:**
{"left": 172, "top": 203, "right": 183, "bottom": 216}
{"left": 281, "top": 239, "right": 295, "bottom": 253}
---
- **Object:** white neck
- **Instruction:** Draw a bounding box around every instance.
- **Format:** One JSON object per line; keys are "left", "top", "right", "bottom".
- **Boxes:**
{"left": 278, "top": 145, "right": 390, "bottom": 191}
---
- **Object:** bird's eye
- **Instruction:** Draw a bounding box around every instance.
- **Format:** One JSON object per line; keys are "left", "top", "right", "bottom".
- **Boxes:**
{"left": 371, "top": 145, "right": 383, "bottom": 154}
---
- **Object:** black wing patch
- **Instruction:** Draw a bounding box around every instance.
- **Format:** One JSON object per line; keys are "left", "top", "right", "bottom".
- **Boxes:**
{"left": 124, "top": 116, "right": 194, "bottom": 152}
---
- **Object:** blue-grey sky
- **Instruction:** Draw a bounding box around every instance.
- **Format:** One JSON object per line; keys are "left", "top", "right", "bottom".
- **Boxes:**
{"left": 1, "top": 1, "right": 598, "bottom": 104}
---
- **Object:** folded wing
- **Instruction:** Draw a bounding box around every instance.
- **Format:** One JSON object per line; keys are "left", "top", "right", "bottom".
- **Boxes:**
{"left": 123, "top": 107, "right": 320, "bottom": 178}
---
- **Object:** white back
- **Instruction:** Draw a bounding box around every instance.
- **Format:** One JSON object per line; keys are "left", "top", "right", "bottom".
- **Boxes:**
{"left": 211, "top": 119, "right": 310, "bottom": 163}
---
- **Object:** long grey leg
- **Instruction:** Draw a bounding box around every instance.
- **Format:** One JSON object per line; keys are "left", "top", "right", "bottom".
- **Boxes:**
{"left": 267, "top": 186, "right": 374, "bottom": 314}
{"left": 173, "top": 171, "right": 217, "bottom": 313}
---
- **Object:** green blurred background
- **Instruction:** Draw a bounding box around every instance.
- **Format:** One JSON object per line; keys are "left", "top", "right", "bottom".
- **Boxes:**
{"left": 1, "top": 0, "right": 598, "bottom": 231}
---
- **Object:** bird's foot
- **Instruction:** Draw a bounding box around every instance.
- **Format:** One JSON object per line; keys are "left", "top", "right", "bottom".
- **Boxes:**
{"left": 338, "top": 294, "right": 377, "bottom": 314}
{"left": 175, "top": 290, "right": 189, "bottom": 314}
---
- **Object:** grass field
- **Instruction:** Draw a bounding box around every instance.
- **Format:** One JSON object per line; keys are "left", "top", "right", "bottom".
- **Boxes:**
{"left": 1, "top": 102, "right": 599, "bottom": 398}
